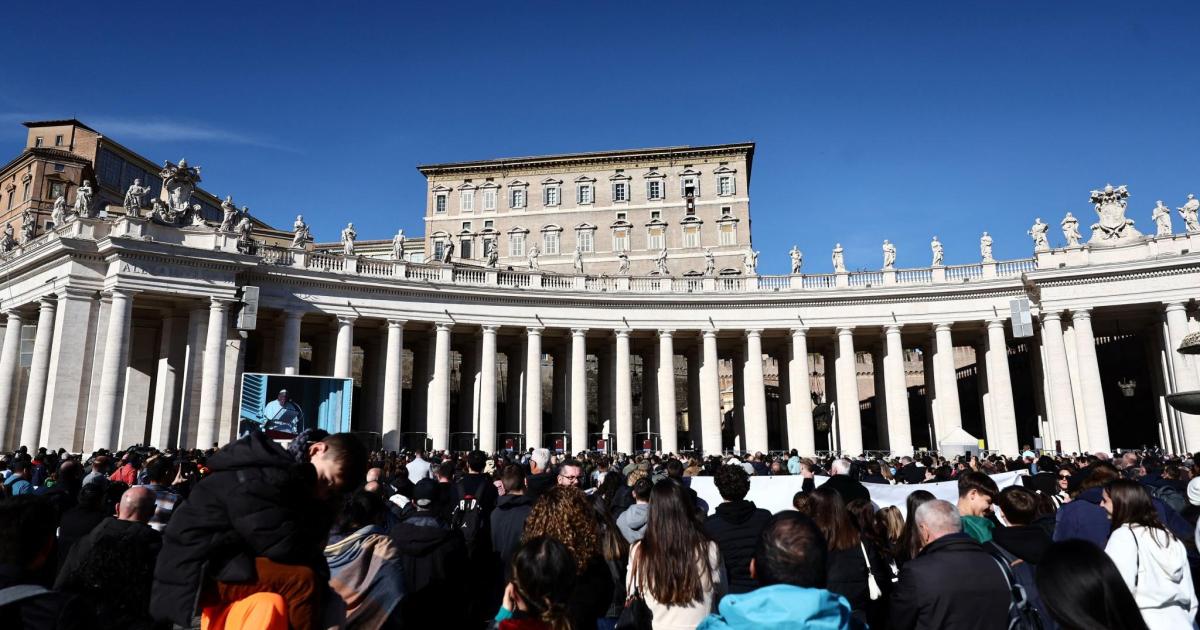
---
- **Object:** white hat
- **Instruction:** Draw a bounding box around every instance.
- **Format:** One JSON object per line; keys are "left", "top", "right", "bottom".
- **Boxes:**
{"left": 1187, "top": 478, "right": 1200, "bottom": 507}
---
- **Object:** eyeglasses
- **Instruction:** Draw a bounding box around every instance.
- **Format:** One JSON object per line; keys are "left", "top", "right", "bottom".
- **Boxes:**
{"left": 1058, "top": 473, "right": 1072, "bottom": 479}
{"left": 558, "top": 474, "right": 581, "bottom": 481}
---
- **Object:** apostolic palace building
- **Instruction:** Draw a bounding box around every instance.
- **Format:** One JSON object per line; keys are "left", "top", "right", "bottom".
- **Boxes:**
{"left": 0, "top": 119, "right": 1197, "bottom": 458}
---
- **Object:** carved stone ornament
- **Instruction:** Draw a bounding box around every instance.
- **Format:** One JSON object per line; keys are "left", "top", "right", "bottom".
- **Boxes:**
{"left": 1088, "top": 184, "right": 1142, "bottom": 243}
{"left": 1152, "top": 200, "right": 1173, "bottom": 236}
{"left": 832, "top": 243, "right": 846, "bottom": 273}
{"left": 159, "top": 159, "right": 202, "bottom": 218}
{"left": 1180, "top": 194, "right": 1200, "bottom": 234}
{"left": 704, "top": 249, "right": 716, "bottom": 275}
{"left": 979, "top": 232, "right": 994, "bottom": 263}
{"left": 882, "top": 240, "right": 896, "bottom": 270}
{"left": 1028, "top": 218, "right": 1049, "bottom": 252}
{"left": 789, "top": 245, "right": 803, "bottom": 274}
{"left": 124, "top": 179, "right": 151, "bottom": 218}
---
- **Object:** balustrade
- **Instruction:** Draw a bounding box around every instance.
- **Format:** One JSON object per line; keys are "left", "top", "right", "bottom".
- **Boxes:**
{"left": 849, "top": 271, "right": 884, "bottom": 286}
{"left": 945, "top": 263, "right": 983, "bottom": 281}
{"left": 803, "top": 274, "right": 836, "bottom": 289}
{"left": 895, "top": 268, "right": 932, "bottom": 284}
{"left": 997, "top": 259, "right": 1036, "bottom": 277}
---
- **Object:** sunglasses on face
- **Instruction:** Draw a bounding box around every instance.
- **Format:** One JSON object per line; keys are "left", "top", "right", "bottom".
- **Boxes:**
{"left": 1058, "top": 474, "right": 1071, "bottom": 479}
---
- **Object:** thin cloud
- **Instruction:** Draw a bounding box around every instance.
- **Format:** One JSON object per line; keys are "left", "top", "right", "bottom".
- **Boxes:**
{"left": 86, "top": 117, "right": 300, "bottom": 153}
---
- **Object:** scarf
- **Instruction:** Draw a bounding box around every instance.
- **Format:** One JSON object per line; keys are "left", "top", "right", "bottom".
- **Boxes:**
{"left": 324, "top": 525, "right": 406, "bottom": 628}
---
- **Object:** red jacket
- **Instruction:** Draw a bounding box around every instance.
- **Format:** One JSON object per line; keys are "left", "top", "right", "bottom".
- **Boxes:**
{"left": 110, "top": 464, "right": 138, "bottom": 485}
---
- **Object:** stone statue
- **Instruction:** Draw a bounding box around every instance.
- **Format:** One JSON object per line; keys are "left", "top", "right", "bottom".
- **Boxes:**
{"left": 1152, "top": 200, "right": 1172, "bottom": 236}
{"left": 572, "top": 248, "right": 583, "bottom": 273}
{"left": 151, "top": 199, "right": 171, "bottom": 223}
{"left": 73, "top": 180, "right": 94, "bottom": 218}
{"left": 485, "top": 240, "right": 499, "bottom": 268}
{"left": 1061, "top": 212, "right": 1081, "bottom": 247}
{"left": 123, "top": 178, "right": 150, "bottom": 218}
{"left": 528, "top": 245, "right": 540, "bottom": 270}
{"left": 1088, "top": 183, "right": 1141, "bottom": 242}
{"left": 832, "top": 243, "right": 845, "bottom": 273}
{"left": 292, "top": 215, "right": 310, "bottom": 248}
{"left": 616, "top": 251, "right": 630, "bottom": 275}
{"left": 1, "top": 224, "right": 14, "bottom": 252}
{"left": 1028, "top": 218, "right": 1049, "bottom": 252}
{"left": 882, "top": 240, "right": 896, "bottom": 270}
{"left": 189, "top": 206, "right": 208, "bottom": 226}
{"left": 159, "top": 159, "right": 202, "bottom": 219}
{"left": 743, "top": 247, "right": 759, "bottom": 275}
{"left": 51, "top": 195, "right": 67, "bottom": 226}
{"left": 20, "top": 208, "right": 35, "bottom": 243}
{"left": 1180, "top": 193, "right": 1200, "bottom": 233}
{"left": 654, "top": 247, "right": 669, "bottom": 275}
{"left": 341, "top": 222, "right": 357, "bottom": 256}
{"left": 391, "top": 229, "right": 406, "bottom": 260}
{"left": 980, "top": 232, "right": 994, "bottom": 262}
{"left": 441, "top": 241, "right": 455, "bottom": 264}
{"left": 235, "top": 213, "right": 253, "bottom": 253}
{"left": 789, "top": 245, "right": 802, "bottom": 274}
{"left": 930, "top": 236, "right": 944, "bottom": 266}
{"left": 218, "top": 196, "right": 238, "bottom": 232}
{"left": 704, "top": 248, "right": 715, "bottom": 275}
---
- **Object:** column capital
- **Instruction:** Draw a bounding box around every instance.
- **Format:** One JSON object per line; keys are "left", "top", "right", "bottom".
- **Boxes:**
{"left": 479, "top": 324, "right": 499, "bottom": 334}
{"left": 836, "top": 326, "right": 854, "bottom": 335}
{"left": 1163, "top": 302, "right": 1187, "bottom": 314}
{"left": 657, "top": 329, "right": 674, "bottom": 338}
{"left": 789, "top": 326, "right": 809, "bottom": 336}
{"left": 526, "top": 326, "right": 544, "bottom": 335}
{"left": 883, "top": 323, "right": 903, "bottom": 335}
{"left": 61, "top": 286, "right": 99, "bottom": 300}
{"left": 3, "top": 308, "right": 22, "bottom": 321}
{"left": 570, "top": 327, "right": 588, "bottom": 336}
{"left": 933, "top": 322, "right": 954, "bottom": 333}
{"left": 336, "top": 314, "right": 358, "bottom": 325}
{"left": 701, "top": 329, "right": 719, "bottom": 339}
{"left": 1070, "top": 308, "right": 1092, "bottom": 322}
{"left": 434, "top": 322, "right": 454, "bottom": 332}
{"left": 614, "top": 329, "right": 631, "bottom": 339}
{"left": 284, "top": 310, "right": 305, "bottom": 321}
{"left": 36, "top": 296, "right": 57, "bottom": 311}
{"left": 744, "top": 329, "right": 763, "bottom": 338}
{"left": 208, "top": 296, "right": 237, "bottom": 310}
{"left": 986, "top": 318, "right": 1007, "bottom": 330}
{"left": 1040, "top": 310, "right": 1064, "bottom": 322}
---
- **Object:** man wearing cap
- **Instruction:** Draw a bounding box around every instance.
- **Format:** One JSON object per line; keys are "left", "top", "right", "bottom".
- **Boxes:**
{"left": 263, "top": 389, "right": 303, "bottom": 435}
{"left": 389, "top": 478, "right": 468, "bottom": 627}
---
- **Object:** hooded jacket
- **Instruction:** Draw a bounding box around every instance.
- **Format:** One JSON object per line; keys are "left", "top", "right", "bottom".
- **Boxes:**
{"left": 1105, "top": 523, "right": 1198, "bottom": 627}
{"left": 697, "top": 584, "right": 862, "bottom": 630}
{"left": 704, "top": 500, "right": 772, "bottom": 594}
{"left": 150, "top": 432, "right": 332, "bottom": 628}
{"left": 617, "top": 503, "right": 650, "bottom": 543}
{"left": 391, "top": 512, "right": 468, "bottom": 627}
{"left": 491, "top": 493, "right": 535, "bottom": 579}
{"left": 1054, "top": 487, "right": 1192, "bottom": 548}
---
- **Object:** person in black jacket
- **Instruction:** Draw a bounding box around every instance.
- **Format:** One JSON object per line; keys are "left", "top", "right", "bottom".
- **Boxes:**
{"left": 150, "top": 430, "right": 367, "bottom": 630}
{"left": 454, "top": 450, "right": 499, "bottom": 626}
{"left": 890, "top": 500, "right": 1011, "bottom": 630}
{"left": 56, "top": 481, "right": 108, "bottom": 572}
{"left": 0, "top": 496, "right": 86, "bottom": 629}
{"left": 524, "top": 448, "right": 555, "bottom": 501}
{"left": 391, "top": 478, "right": 468, "bottom": 628}
{"left": 991, "top": 486, "right": 1052, "bottom": 565}
{"left": 492, "top": 464, "right": 535, "bottom": 581}
{"left": 704, "top": 464, "right": 772, "bottom": 594}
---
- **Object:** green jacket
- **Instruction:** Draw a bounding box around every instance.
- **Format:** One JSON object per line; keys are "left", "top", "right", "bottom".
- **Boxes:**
{"left": 961, "top": 514, "right": 995, "bottom": 543}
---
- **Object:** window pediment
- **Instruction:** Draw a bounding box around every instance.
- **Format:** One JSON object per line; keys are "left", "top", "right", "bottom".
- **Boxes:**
{"left": 608, "top": 172, "right": 631, "bottom": 181}
{"left": 679, "top": 168, "right": 701, "bottom": 177}
{"left": 574, "top": 175, "right": 596, "bottom": 183}
{"left": 575, "top": 222, "right": 597, "bottom": 231}
{"left": 431, "top": 184, "right": 452, "bottom": 193}
{"left": 541, "top": 177, "right": 562, "bottom": 185}
{"left": 478, "top": 181, "right": 500, "bottom": 190}
{"left": 457, "top": 182, "right": 476, "bottom": 191}
{"left": 643, "top": 170, "right": 665, "bottom": 179}
{"left": 508, "top": 180, "right": 528, "bottom": 188}
{"left": 644, "top": 218, "right": 668, "bottom": 228}
{"left": 508, "top": 225, "right": 530, "bottom": 234}
{"left": 541, "top": 224, "right": 563, "bottom": 233}
{"left": 712, "top": 165, "right": 737, "bottom": 174}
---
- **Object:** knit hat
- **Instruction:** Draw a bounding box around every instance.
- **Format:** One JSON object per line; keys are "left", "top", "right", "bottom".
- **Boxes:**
{"left": 1187, "top": 478, "right": 1200, "bottom": 507}
{"left": 413, "top": 478, "right": 438, "bottom": 509}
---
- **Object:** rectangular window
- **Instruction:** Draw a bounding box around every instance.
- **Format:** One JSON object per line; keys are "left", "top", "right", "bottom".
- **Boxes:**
{"left": 721, "top": 206, "right": 732, "bottom": 217}
{"left": 49, "top": 181, "right": 65, "bottom": 200}
{"left": 484, "top": 220, "right": 495, "bottom": 229}
{"left": 682, "top": 176, "right": 699, "bottom": 198}
{"left": 650, "top": 210, "right": 662, "bottom": 220}
{"left": 510, "top": 188, "right": 526, "bottom": 208}
{"left": 544, "top": 186, "right": 560, "bottom": 206}
{"left": 53, "top": 163, "right": 65, "bottom": 172}
{"left": 19, "top": 324, "right": 36, "bottom": 368}
{"left": 509, "top": 233, "right": 526, "bottom": 257}
{"left": 646, "top": 180, "right": 662, "bottom": 200}
{"left": 577, "top": 230, "right": 594, "bottom": 253}
{"left": 616, "top": 211, "right": 628, "bottom": 221}
{"left": 483, "top": 189, "right": 496, "bottom": 211}
{"left": 54, "top": 135, "right": 64, "bottom": 146}
{"left": 613, "top": 230, "right": 629, "bottom": 252}
{"left": 460, "top": 238, "right": 473, "bottom": 259}
{"left": 435, "top": 194, "right": 447, "bottom": 213}
{"left": 461, "top": 221, "right": 472, "bottom": 231}
{"left": 461, "top": 190, "right": 474, "bottom": 212}
{"left": 683, "top": 227, "right": 700, "bottom": 248}
{"left": 648, "top": 227, "right": 664, "bottom": 250}
{"left": 577, "top": 184, "right": 593, "bottom": 205}
{"left": 34, "top": 137, "right": 43, "bottom": 148}
{"left": 22, "top": 182, "right": 30, "bottom": 201}
{"left": 544, "top": 232, "right": 560, "bottom": 255}
{"left": 433, "top": 240, "right": 446, "bottom": 261}
{"left": 718, "top": 175, "right": 734, "bottom": 196}
{"left": 612, "top": 182, "right": 627, "bottom": 203}
{"left": 719, "top": 224, "right": 736, "bottom": 246}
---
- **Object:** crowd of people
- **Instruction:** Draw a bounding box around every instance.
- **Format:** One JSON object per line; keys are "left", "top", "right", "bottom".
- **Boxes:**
{"left": 2, "top": 437, "right": 1200, "bottom": 629}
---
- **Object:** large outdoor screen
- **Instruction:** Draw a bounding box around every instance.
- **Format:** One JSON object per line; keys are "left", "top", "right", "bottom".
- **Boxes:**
{"left": 239, "top": 373, "right": 353, "bottom": 439}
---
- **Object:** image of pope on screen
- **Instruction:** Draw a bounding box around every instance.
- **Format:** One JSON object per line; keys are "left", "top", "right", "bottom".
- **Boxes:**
{"left": 239, "top": 373, "right": 353, "bottom": 438}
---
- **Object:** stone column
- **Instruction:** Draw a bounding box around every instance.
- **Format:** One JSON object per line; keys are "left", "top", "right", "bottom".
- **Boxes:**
{"left": 985, "top": 319, "right": 1020, "bottom": 455}
{"left": 657, "top": 330, "right": 678, "bottom": 454}
{"left": 1165, "top": 302, "right": 1200, "bottom": 450}
{"left": 149, "top": 312, "right": 187, "bottom": 449}
{"left": 18, "top": 298, "right": 57, "bottom": 449}
{"left": 615, "top": 329, "right": 633, "bottom": 454}
{"left": 0, "top": 310, "right": 23, "bottom": 449}
{"left": 882, "top": 325, "right": 913, "bottom": 456}
{"left": 932, "top": 323, "right": 963, "bottom": 438}
{"left": 524, "top": 327, "right": 543, "bottom": 449}
{"left": 834, "top": 327, "right": 864, "bottom": 454}
{"left": 477, "top": 325, "right": 498, "bottom": 453}
{"left": 1070, "top": 309, "right": 1110, "bottom": 453}
{"left": 278, "top": 311, "right": 303, "bottom": 375}
{"left": 786, "top": 328, "right": 816, "bottom": 457}
{"left": 686, "top": 346, "right": 701, "bottom": 450}
{"left": 570, "top": 328, "right": 588, "bottom": 455}
{"left": 42, "top": 288, "right": 97, "bottom": 450}
{"left": 1040, "top": 311, "right": 1080, "bottom": 453}
{"left": 196, "top": 298, "right": 233, "bottom": 449}
{"left": 381, "top": 319, "right": 406, "bottom": 451}
{"left": 92, "top": 288, "right": 137, "bottom": 451}
{"left": 333, "top": 315, "right": 356, "bottom": 379}
{"left": 743, "top": 330, "right": 769, "bottom": 454}
{"left": 700, "top": 330, "right": 723, "bottom": 454}
{"left": 427, "top": 323, "right": 453, "bottom": 450}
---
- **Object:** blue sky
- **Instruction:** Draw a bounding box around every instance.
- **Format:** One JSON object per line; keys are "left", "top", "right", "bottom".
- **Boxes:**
{"left": 2, "top": 1, "right": 1198, "bottom": 273}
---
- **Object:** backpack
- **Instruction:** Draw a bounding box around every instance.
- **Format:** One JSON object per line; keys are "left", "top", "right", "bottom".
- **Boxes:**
{"left": 450, "top": 479, "right": 487, "bottom": 555}
{"left": 988, "top": 545, "right": 1051, "bottom": 630}
{"left": 1149, "top": 484, "right": 1187, "bottom": 515}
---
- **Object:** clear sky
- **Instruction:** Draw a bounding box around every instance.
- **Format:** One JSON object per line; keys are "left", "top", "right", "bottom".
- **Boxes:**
{"left": 2, "top": 1, "right": 1198, "bottom": 273}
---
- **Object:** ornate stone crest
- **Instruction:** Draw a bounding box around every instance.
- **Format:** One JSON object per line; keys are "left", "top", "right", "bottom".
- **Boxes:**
{"left": 1088, "top": 184, "right": 1141, "bottom": 243}
{"left": 157, "top": 159, "right": 202, "bottom": 225}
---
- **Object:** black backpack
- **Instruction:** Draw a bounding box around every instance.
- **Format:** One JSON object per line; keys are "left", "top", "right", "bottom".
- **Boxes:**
{"left": 1149, "top": 484, "right": 1187, "bottom": 515}
{"left": 988, "top": 545, "right": 1053, "bottom": 630}
{"left": 450, "top": 478, "right": 488, "bottom": 555}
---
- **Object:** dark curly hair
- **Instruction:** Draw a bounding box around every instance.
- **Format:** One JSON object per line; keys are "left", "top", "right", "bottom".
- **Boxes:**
{"left": 523, "top": 485, "right": 600, "bottom": 574}
{"left": 714, "top": 464, "right": 750, "bottom": 501}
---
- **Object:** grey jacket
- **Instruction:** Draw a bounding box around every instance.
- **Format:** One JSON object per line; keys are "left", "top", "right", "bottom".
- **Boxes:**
{"left": 617, "top": 503, "right": 650, "bottom": 543}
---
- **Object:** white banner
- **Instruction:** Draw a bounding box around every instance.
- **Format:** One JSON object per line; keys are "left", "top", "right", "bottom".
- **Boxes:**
{"left": 688, "top": 470, "right": 1027, "bottom": 518}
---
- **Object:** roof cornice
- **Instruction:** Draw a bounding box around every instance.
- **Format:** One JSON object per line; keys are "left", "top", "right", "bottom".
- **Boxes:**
{"left": 417, "top": 142, "right": 755, "bottom": 177}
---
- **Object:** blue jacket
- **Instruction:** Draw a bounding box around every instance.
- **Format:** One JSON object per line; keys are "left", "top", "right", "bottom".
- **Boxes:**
{"left": 1054, "top": 486, "right": 1191, "bottom": 548}
{"left": 698, "top": 584, "right": 863, "bottom": 630}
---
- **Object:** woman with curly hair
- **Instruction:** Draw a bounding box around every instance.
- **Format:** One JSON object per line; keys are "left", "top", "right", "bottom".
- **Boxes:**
{"left": 628, "top": 480, "right": 724, "bottom": 629}
{"left": 523, "top": 485, "right": 616, "bottom": 630}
